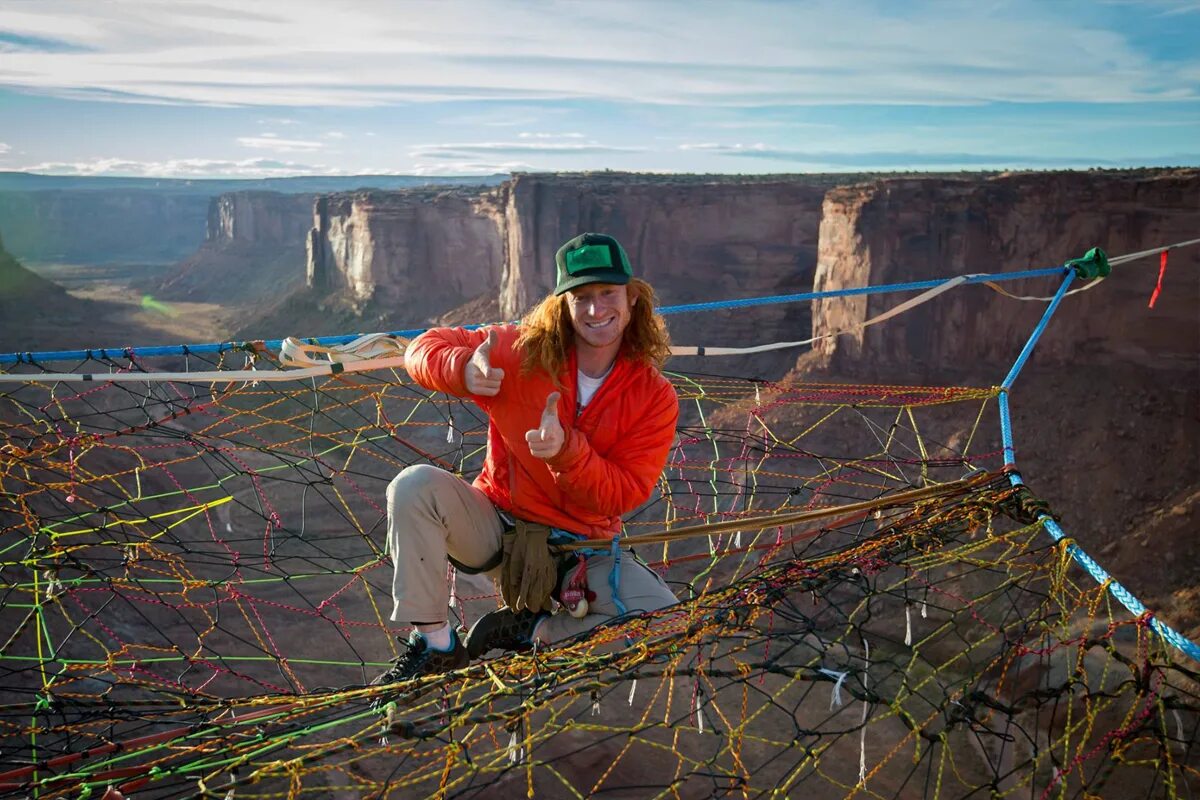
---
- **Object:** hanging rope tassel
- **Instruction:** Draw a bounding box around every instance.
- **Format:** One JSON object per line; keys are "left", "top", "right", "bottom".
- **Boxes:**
{"left": 1148, "top": 249, "right": 1169, "bottom": 308}
{"left": 692, "top": 683, "right": 708, "bottom": 733}
{"left": 818, "top": 668, "right": 849, "bottom": 709}
{"left": 859, "top": 638, "right": 870, "bottom": 786}
{"left": 507, "top": 719, "right": 525, "bottom": 765}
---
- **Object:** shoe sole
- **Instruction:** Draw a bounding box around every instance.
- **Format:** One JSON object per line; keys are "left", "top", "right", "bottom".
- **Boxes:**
{"left": 465, "top": 614, "right": 533, "bottom": 659}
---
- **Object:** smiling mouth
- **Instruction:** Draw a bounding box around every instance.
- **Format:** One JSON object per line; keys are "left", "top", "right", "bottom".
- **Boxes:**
{"left": 585, "top": 319, "right": 614, "bottom": 329}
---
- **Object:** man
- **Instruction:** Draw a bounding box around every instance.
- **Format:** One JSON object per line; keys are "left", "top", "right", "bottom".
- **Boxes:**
{"left": 372, "top": 232, "right": 679, "bottom": 686}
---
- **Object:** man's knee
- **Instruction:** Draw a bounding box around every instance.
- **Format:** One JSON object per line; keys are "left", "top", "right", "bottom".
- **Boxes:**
{"left": 387, "top": 464, "right": 448, "bottom": 505}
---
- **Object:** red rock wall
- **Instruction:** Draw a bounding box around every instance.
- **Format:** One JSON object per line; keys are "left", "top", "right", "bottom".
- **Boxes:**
{"left": 299, "top": 170, "right": 1197, "bottom": 373}
{"left": 496, "top": 174, "right": 827, "bottom": 350}
{"left": 307, "top": 189, "right": 506, "bottom": 317}
{"left": 207, "top": 191, "right": 314, "bottom": 246}
{"left": 812, "top": 171, "right": 1200, "bottom": 373}
{"left": 155, "top": 192, "right": 315, "bottom": 303}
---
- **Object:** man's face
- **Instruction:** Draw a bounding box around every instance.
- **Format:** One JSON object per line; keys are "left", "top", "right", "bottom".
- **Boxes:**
{"left": 565, "top": 282, "right": 634, "bottom": 351}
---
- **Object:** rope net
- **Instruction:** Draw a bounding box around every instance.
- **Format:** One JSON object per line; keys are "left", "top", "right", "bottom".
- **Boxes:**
{"left": 0, "top": 348, "right": 1196, "bottom": 799}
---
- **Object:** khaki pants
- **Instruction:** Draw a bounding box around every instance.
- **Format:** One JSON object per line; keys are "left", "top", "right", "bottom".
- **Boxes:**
{"left": 386, "top": 465, "right": 677, "bottom": 643}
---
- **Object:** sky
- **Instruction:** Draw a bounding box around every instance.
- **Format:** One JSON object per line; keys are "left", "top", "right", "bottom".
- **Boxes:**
{"left": 1, "top": 0, "right": 1198, "bottom": 178}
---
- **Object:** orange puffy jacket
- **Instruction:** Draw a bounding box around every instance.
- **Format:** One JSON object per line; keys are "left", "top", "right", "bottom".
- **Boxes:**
{"left": 404, "top": 324, "right": 678, "bottom": 540}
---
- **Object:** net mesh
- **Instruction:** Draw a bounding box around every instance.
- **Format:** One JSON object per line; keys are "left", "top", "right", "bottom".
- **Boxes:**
{"left": 1, "top": 348, "right": 1196, "bottom": 799}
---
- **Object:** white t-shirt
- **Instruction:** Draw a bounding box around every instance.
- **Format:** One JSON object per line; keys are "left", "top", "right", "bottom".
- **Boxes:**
{"left": 576, "top": 366, "right": 612, "bottom": 411}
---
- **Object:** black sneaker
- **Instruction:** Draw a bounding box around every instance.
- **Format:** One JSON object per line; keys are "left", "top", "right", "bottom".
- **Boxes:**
{"left": 371, "top": 630, "right": 469, "bottom": 686}
{"left": 465, "top": 608, "right": 544, "bottom": 659}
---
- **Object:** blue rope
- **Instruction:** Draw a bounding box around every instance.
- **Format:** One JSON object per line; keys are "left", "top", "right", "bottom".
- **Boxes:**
{"left": 999, "top": 282, "right": 1200, "bottom": 662}
{"left": 998, "top": 390, "right": 1015, "bottom": 466}
{"left": 1005, "top": 470, "right": 1200, "bottom": 662}
{"left": 0, "top": 267, "right": 1067, "bottom": 365}
{"left": 609, "top": 537, "right": 628, "bottom": 616}
{"left": 1000, "top": 269, "right": 1074, "bottom": 390}
{"left": 656, "top": 266, "right": 1064, "bottom": 317}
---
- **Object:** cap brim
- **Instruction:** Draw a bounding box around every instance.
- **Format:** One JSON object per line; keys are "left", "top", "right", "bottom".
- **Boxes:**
{"left": 554, "top": 269, "right": 631, "bottom": 295}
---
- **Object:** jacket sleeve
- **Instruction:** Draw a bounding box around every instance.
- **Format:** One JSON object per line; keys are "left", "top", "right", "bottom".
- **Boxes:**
{"left": 544, "top": 378, "right": 678, "bottom": 519}
{"left": 405, "top": 325, "right": 507, "bottom": 399}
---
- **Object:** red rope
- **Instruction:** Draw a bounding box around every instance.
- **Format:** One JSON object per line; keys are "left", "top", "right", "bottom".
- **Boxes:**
{"left": 1148, "top": 249, "right": 1168, "bottom": 308}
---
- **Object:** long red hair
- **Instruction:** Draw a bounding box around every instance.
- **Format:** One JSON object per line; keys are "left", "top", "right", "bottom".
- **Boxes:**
{"left": 515, "top": 278, "right": 671, "bottom": 379}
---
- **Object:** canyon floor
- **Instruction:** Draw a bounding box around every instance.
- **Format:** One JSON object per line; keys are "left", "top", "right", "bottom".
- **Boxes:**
{"left": 23, "top": 262, "right": 232, "bottom": 349}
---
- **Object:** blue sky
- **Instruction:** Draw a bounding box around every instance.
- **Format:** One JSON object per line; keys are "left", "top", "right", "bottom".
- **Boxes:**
{"left": 1, "top": 0, "right": 1197, "bottom": 177}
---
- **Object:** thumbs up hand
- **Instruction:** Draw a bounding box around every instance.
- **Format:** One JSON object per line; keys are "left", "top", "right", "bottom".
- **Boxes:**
{"left": 464, "top": 329, "right": 505, "bottom": 396}
{"left": 525, "top": 392, "right": 565, "bottom": 460}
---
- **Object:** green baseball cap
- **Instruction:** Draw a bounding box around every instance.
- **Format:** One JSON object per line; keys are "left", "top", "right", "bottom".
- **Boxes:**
{"left": 554, "top": 232, "right": 633, "bottom": 296}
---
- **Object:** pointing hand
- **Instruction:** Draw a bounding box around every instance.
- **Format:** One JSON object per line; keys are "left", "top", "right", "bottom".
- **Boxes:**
{"left": 464, "top": 329, "right": 504, "bottom": 396}
{"left": 525, "top": 392, "right": 564, "bottom": 460}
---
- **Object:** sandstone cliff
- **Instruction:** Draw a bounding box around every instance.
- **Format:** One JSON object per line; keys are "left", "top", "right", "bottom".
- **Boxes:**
{"left": 207, "top": 191, "right": 315, "bottom": 246}
{"left": 155, "top": 191, "right": 315, "bottom": 303}
{"left": 307, "top": 189, "right": 505, "bottom": 319}
{"left": 301, "top": 173, "right": 837, "bottom": 373}
{"left": 495, "top": 174, "right": 829, "bottom": 365}
{"left": 296, "top": 169, "right": 1197, "bottom": 379}
{"left": 810, "top": 170, "right": 1199, "bottom": 373}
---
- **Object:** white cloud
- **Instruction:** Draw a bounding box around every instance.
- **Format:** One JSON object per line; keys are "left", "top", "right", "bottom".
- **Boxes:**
{"left": 0, "top": 142, "right": 10, "bottom": 155}
{"left": 324, "top": 131, "right": 346, "bottom": 139}
{"left": 410, "top": 160, "right": 530, "bottom": 176}
{"left": 518, "top": 132, "right": 585, "bottom": 139}
{"left": 1159, "top": 2, "right": 1200, "bottom": 15}
{"left": 17, "top": 156, "right": 339, "bottom": 178}
{"left": 675, "top": 142, "right": 1143, "bottom": 168}
{"left": 408, "top": 136, "right": 647, "bottom": 172}
{"left": 410, "top": 141, "right": 644, "bottom": 161}
{"left": 705, "top": 120, "right": 834, "bottom": 130}
{"left": 680, "top": 143, "right": 767, "bottom": 153}
{"left": 236, "top": 135, "right": 324, "bottom": 152}
{"left": 0, "top": 1, "right": 1193, "bottom": 108}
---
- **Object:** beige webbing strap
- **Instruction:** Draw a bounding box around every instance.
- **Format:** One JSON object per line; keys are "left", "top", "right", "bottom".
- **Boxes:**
{"left": 554, "top": 473, "right": 993, "bottom": 552}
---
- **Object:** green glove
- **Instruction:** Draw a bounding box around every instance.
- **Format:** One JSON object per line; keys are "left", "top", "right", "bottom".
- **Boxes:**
{"left": 501, "top": 520, "right": 557, "bottom": 613}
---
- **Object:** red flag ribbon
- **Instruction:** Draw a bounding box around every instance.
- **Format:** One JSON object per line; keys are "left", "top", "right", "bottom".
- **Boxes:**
{"left": 1148, "top": 249, "right": 1168, "bottom": 309}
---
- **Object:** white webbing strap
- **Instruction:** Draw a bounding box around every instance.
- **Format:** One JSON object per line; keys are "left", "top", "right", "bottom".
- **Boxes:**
{"left": 671, "top": 274, "right": 971, "bottom": 357}
{"left": 279, "top": 333, "right": 407, "bottom": 367}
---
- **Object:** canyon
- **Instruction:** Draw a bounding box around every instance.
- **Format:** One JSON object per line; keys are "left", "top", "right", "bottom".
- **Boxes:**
{"left": 1, "top": 168, "right": 1196, "bottom": 638}
{"left": 21, "top": 168, "right": 1187, "bottom": 374}
{"left": 1, "top": 170, "right": 1197, "bottom": 797}
{"left": 0, "top": 172, "right": 504, "bottom": 266}
{"left": 178, "top": 170, "right": 1194, "bottom": 372}
{"left": 297, "top": 173, "right": 841, "bottom": 361}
